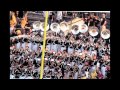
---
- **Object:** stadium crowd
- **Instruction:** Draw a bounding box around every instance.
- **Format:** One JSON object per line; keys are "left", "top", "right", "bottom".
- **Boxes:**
{"left": 10, "top": 11, "right": 110, "bottom": 79}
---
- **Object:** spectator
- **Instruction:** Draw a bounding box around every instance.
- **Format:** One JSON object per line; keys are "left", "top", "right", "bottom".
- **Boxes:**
{"left": 10, "top": 11, "right": 110, "bottom": 79}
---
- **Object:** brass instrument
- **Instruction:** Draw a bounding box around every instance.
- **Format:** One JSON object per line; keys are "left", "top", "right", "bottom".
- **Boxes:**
{"left": 40, "top": 22, "right": 49, "bottom": 31}
{"left": 101, "top": 29, "right": 110, "bottom": 39}
{"left": 79, "top": 24, "right": 88, "bottom": 33}
{"left": 71, "top": 24, "right": 80, "bottom": 35}
{"left": 89, "top": 26, "right": 99, "bottom": 36}
{"left": 68, "top": 17, "right": 85, "bottom": 34}
{"left": 32, "top": 21, "right": 41, "bottom": 31}
{"left": 60, "top": 21, "right": 69, "bottom": 32}
{"left": 60, "top": 21, "right": 69, "bottom": 36}
{"left": 50, "top": 23, "right": 60, "bottom": 33}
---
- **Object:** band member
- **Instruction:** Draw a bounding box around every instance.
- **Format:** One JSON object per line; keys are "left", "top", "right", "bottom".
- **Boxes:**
{"left": 60, "top": 41, "right": 66, "bottom": 52}
{"left": 21, "top": 12, "right": 28, "bottom": 29}
{"left": 100, "top": 13, "right": 107, "bottom": 30}
{"left": 94, "top": 16, "right": 100, "bottom": 28}
{"left": 56, "top": 11, "right": 63, "bottom": 23}
{"left": 18, "top": 11, "right": 24, "bottom": 18}
{"left": 68, "top": 42, "right": 74, "bottom": 54}
{"left": 28, "top": 39, "right": 32, "bottom": 51}
{"left": 72, "top": 12, "right": 78, "bottom": 18}
{"left": 87, "top": 13, "right": 96, "bottom": 26}
{"left": 22, "top": 38, "right": 25, "bottom": 49}
{"left": 16, "top": 38, "right": 20, "bottom": 49}
{"left": 46, "top": 38, "right": 51, "bottom": 52}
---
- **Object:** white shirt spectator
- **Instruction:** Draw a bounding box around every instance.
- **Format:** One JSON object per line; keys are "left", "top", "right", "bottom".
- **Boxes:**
{"left": 92, "top": 50, "right": 97, "bottom": 55}
{"left": 37, "top": 67, "right": 40, "bottom": 73}
{"left": 78, "top": 48, "right": 81, "bottom": 53}
{"left": 44, "top": 66, "right": 49, "bottom": 72}
{"left": 74, "top": 72, "right": 78, "bottom": 79}
{"left": 10, "top": 27, "right": 14, "bottom": 34}
{"left": 50, "top": 68, "right": 55, "bottom": 72}
{"left": 62, "top": 11, "right": 67, "bottom": 15}
{"left": 78, "top": 64, "right": 83, "bottom": 73}
{"left": 32, "top": 43, "right": 37, "bottom": 52}
{"left": 16, "top": 42, "right": 20, "bottom": 49}
{"left": 85, "top": 71, "right": 89, "bottom": 78}
{"left": 66, "top": 72, "right": 70, "bottom": 79}
{"left": 61, "top": 46, "right": 66, "bottom": 52}
{"left": 10, "top": 55, "right": 12, "bottom": 60}
{"left": 19, "top": 76, "right": 26, "bottom": 79}
{"left": 40, "top": 45, "right": 43, "bottom": 51}
{"left": 35, "top": 59, "right": 40, "bottom": 64}
{"left": 46, "top": 44, "right": 51, "bottom": 52}
{"left": 10, "top": 75, "right": 15, "bottom": 79}
{"left": 68, "top": 47, "right": 74, "bottom": 54}
{"left": 53, "top": 44, "right": 57, "bottom": 52}
{"left": 89, "top": 65, "right": 96, "bottom": 73}
{"left": 28, "top": 42, "right": 32, "bottom": 51}
{"left": 97, "top": 62, "right": 100, "bottom": 68}
{"left": 71, "top": 62, "right": 75, "bottom": 67}
{"left": 56, "top": 11, "right": 63, "bottom": 20}
{"left": 81, "top": 47, "right": 84, "bottom": 52}
{"left": 24, "top": 76, "right": 33, "bottom": 79}
{"left": 17, "top": 56, "right": 21, "bottom": 61}
{"left": 22, "top": 43, "right": 25, "bottom": 49}
{"left": 101, "top": 66, "right": 106, "bottom": 78}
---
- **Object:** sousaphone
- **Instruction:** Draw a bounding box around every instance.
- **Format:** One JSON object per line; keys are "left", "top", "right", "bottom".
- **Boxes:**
{"left": 89, "top": 26, "right": 99, "bottom": 37}
{"left": 60, "top": 21, "right": 69, "bottom": 36}
{"left": 79, "top": 24, "right": 88, "bottom": 33}
{"left": 50, "top": 22, "right": 60, "bottom": 33}
{"left": 32, "top": 21, "right": 41, "bottom": 31}
{"left": 101, "top": 29, "right": 110, "bottom": 39}
{"left": 40, "top": 22, "right": 49, "bottom": 31}
{"left": 60, "top": 21, "right": 69, "bottom": 32}
{"left": 71, "top": 24, "right": 80, "bottom": 35}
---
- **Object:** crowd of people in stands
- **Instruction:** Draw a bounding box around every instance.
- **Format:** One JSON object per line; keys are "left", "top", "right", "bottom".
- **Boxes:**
{"left": 10, "top": 11, "right": 110, "bottom": 79}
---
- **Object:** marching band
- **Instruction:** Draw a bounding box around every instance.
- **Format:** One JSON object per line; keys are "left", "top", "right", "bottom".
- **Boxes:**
{"left": 10, "top": 11, "right": 110, "bottom": 79}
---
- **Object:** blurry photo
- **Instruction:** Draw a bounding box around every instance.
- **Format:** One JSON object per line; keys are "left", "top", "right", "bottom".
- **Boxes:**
{"left": 10, "top": 11, "right": 110, "bottom": 79}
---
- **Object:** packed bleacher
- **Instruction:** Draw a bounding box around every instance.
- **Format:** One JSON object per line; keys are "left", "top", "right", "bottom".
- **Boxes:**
{"left": 10, "top": 11, "right": 110, "bottom": 79}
